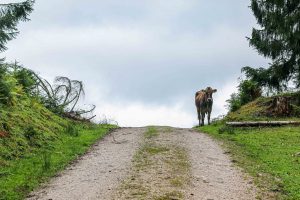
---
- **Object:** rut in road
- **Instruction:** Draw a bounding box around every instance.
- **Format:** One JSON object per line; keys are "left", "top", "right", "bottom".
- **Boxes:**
{"left": 27, "top": 127, "right": 257, "bottom": 200}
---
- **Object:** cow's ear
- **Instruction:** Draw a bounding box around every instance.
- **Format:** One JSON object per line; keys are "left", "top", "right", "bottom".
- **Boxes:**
{"left": 213, "top": 89, "right": 217, "bottom": 93}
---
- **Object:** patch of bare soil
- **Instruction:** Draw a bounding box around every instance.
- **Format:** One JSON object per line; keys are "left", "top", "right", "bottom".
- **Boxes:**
{"left": 27, "top": 127, "right": 257, "bottom": 200}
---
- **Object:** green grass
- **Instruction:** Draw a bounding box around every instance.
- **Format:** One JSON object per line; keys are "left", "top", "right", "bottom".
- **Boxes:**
{"left": 0, "top": 97, "right": 117, "bottom": 199}
{"left": 169, "top": 177, "right": 184, "bottom": 187}
{"left": 197, "top": 123, "right": 300, "bottom": 200}
{"left": 0, "top": 98, "right": 69, "bottom": 164}
{"left": 154, "top": 191, "right": 184, "bottom": 200}
{"left": 144, "top": 126, "right": 159, "bottom": 138}
{"left": 0, "top": 124, "right": 115, "bottom": 200}
{"left": 144, "top": 145, "right": 170, "bottom": 155}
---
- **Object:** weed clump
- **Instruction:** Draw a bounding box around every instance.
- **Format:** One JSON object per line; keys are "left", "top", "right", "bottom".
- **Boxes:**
{"left": 42, "top": 151, "right": 51, "bottom": 171}
{"left": 65, "top": 123, "right": 79, "bottom": 137}
{"left": 144, "top": 126, "right": 159, "bottom": 139}
{"left": 24, "top": 126, "right": 41, "bottom": 147}
{"left": 154, "top": 191, "right": 183, "bottom": 200}
{"left": 218, "top": 126, "right": 235, "bottom": 134}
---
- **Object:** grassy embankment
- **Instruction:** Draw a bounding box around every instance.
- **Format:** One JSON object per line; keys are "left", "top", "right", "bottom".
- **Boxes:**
{"left": 0, "top": 98, "right": 116, "bottom": 200}
{"left": 197, "top": 95, "right": 300, "bottom": 200}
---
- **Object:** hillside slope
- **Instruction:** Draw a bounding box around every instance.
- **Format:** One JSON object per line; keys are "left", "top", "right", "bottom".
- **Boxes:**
{"left": 0, "top": 98, "right": 68, "bottom": 165}
{"left": 0, "top": 97, "right": 115, "bottom": 200}
{"left": 226, "top": 92, "right": 300, "bottom": 122}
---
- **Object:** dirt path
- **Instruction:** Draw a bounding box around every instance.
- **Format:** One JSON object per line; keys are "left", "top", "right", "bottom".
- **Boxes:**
{"left": 27, "top": 127, "right": 257, "bottom": 200}
{"left": 27, "top": 128, "right": 144, "bottom": 200}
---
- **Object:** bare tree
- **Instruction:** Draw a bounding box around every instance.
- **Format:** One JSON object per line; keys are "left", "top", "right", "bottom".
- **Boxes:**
{"left": 33, "top": 74, "right": 96, "bottom": 121}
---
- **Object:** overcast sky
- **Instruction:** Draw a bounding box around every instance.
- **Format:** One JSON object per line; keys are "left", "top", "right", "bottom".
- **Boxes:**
{"left": 3, "top": 0, "right": 269, "bottom": 127}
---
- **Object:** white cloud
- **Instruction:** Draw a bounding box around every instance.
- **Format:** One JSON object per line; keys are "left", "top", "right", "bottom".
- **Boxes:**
{"left": 2, "top": 1, "right": 269, "bottom": 128}
{"left": 84, "top": 78, "right": 238, "bottom": 128}
{"left": 95, "top": 102, "right": 195, "bottom": 128}
{"left": 213, "top": 80, "right": 239, "bottom": 117}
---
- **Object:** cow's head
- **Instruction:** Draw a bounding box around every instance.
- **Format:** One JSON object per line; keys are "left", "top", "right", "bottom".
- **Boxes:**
{"left": 205, "top": 87, "right": 217, "bottom": 103}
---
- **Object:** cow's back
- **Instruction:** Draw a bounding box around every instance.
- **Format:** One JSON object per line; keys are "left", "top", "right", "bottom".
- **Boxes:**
{"left": 195, "top": 91, "right": 205, "bottom": 107}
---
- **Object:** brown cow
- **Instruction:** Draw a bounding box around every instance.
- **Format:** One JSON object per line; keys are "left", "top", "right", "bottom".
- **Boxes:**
{"left": 195, "top": 87, "right": 217, "bottom": 126}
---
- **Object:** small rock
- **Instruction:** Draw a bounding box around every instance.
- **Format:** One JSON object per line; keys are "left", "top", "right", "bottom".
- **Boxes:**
{"left": 203, "top": 179, "right": 209, "bottom": 183}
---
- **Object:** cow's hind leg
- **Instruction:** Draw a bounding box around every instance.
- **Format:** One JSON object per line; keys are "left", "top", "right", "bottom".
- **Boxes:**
{"left": 201, "top": 111, "right": 205, "bottom": 126}
{"left": 197, "top": 108, "right": 201, "bottom": 126}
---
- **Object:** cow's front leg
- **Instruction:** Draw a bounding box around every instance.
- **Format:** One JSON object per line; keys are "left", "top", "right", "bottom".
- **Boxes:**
{"left": 197, "top": 108, "right": 201, "bottom": 126}
{"left": 208, "top": 112, "right": 211, "bottom": 125}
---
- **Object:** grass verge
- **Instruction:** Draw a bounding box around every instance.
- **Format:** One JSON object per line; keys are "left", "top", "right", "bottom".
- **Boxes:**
{"left": 0, "top": 124, "right": 116, "bottom": 200}
{"left": 197, "top": 123, "right": 300, "bottom": 200}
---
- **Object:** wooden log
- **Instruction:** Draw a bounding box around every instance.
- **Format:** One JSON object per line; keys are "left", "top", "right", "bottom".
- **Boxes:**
{"left": 63, "top": 112, "right": 95, "bottom": 123}
{"left": 226, "top": 121, "right": 300, "bottom": 127}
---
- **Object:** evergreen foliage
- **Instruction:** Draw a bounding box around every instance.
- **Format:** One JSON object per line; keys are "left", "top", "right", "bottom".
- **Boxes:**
{"left": 245, "top": 0, "right": 300, "bottom": 92}
{"left": 13, "top": 65, "right": 37, "bottom": 95}
{"left": 226, "top": 93, "right": 242, "bottom": 112}
{"left": 226, "top": 79, "right": 262, "bottom": 112}
{"left": 238, "top": 79, "right": 262, "bottom": 105}
{"left": 0, "top": 63, "right": 37, "bottom": 105}
{"left": 0, "top": 0, "right": 35, "bottom": 52}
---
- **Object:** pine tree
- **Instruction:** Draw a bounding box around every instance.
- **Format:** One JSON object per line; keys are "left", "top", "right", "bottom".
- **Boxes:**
{"left": 0, "top": 0, "right": 35, "bottom": 53}
{"left": 245, "top": 0, "right": 300, "bottom": 91}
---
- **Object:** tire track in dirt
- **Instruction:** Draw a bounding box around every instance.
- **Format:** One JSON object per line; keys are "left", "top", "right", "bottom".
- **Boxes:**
{"left": 178, "top": 128, "right": 257, "bottom": 200}
{"left": 27, "top": 128, "right": 144, "bottom": 200}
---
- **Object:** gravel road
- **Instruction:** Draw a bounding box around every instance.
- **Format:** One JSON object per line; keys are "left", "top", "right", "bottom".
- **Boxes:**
{"left": 27, "top": 127, "right": 257, "bottom": 200}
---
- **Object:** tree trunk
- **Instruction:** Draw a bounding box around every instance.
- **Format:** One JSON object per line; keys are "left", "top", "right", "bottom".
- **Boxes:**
{"left": 268, "top": 96, "right": 292, "bottom": 116}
